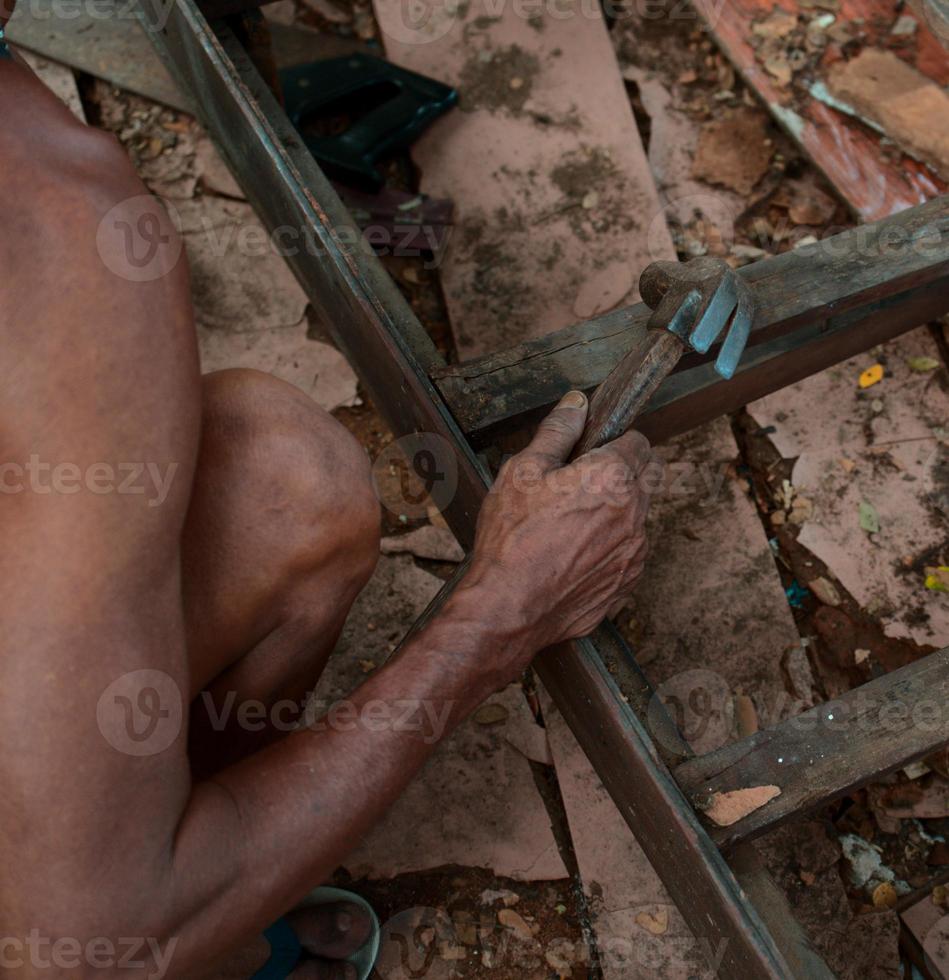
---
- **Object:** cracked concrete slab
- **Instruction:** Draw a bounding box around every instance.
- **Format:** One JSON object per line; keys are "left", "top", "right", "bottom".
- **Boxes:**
{"left": 748, "top": 327, "right": 949, "bottom": 647}
{"left": 315, "top": 555, "right": 569, "bottom": 883}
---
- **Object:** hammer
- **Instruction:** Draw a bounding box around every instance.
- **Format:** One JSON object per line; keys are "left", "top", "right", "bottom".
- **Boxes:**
{"left": 572, "top": 255, "right": 755, "bottom": 458}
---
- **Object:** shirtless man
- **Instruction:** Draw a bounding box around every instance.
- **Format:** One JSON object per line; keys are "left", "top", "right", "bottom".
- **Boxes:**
{"left": 0, "top": 17, "right": 654, "bottom": 979}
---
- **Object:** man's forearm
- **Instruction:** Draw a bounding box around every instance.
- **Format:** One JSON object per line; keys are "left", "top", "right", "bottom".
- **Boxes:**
{"left": 164, "top": 576, "right": 524, "bottom": 976}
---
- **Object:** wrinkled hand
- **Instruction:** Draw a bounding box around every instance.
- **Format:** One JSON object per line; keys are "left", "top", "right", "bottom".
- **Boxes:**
{"left": 466, "top": 390, "right": 659, "bottom": 667}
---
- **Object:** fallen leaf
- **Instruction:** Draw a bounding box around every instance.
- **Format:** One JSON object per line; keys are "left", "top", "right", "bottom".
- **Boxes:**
{"left": 635, "top": 909, "right": 670, "bottom": 936}
{"left": 735, "top": 694, "right": 759, "bottom": 736}
{"left": 474, "top": 704, "right": 509, "bottom": 726}
{"left": 859, "top": 501, "right": 880, "bottom": 534}
{"left": 839, "top": 457, "right": 856, "bottom": 473}
{"left": 908, "top": 356, "right": 940, "bottom": 373}
{"left": 752, "top": 9, "right": 799, "bottom": 38}
{"left": 855, "top": 648, "right": 871, "bottom": 665}
{"left": 763, "top": 53, "right": 793, "bottom": 85}
{"left": 498, "top": 909, "right": 534, "bottom": 940}
{"left": 810, "top": 576, "right": 842, "bottom": 606}
{"left": 581, "top": 190, "right": 599, "bottom": 210}
{"left": 925, "top": 566, "right": 949, "bottom": 592}
{"left": 789, "top": 496, "right": 814, "bottom": 524}
{"left": 859, "top": 364, "right": 884, "bottom": 388}
{"left": 872, "top": 882, "right": 898, "bottom": 909}
{"left": 703, "top": 785, "right": 782, "bottom": 827}
{"left": 545, "top": 949, "right": 573, "bottom": 978}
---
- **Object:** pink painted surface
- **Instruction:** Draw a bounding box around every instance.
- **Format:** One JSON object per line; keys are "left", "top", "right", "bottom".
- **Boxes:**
{"left": 749, "top": 326, "right": 949, "bottom": 648}
{"left": 371, "top": 0, "right": 675, "bottom": 358}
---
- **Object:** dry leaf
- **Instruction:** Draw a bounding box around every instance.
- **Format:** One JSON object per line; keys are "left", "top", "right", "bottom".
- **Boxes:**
{"left": 498, "top": 909, "right": 534, "bottom": 940}
{"left": 635, "top": 909, "right": 670, "bottom": 936}
{"left": 859, "top": 501, "right": 880, "bottom": 534}
{"left": 859, "top": 364, "right": 884, "bottom": 388}
{"left": 474, "top": 704, "right": 509, "bottom": 726}
{"left": 908, "top": 356, "right": 940, "bottom": 372}
{"left": 925, "top": 566, "right": 949, "bottom": 592}
{"left": 810, "top": 576, "right": 842, "bottom": 606}
{"left": 872, "top": 882, "right": 898, "bottom": 909}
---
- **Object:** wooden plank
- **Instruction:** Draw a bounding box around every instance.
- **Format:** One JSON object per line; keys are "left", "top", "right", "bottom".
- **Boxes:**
{"left": 729, "top": 844, "right": 837, "bottom": 980}
{"left": 675, "top": 648, "right": 949, "bottom": 850}
{"left": 690, "top": 0, "right": 948, "bottom": 221}
{"left": 434, "top": 195, "right": 949, "bottom": 442}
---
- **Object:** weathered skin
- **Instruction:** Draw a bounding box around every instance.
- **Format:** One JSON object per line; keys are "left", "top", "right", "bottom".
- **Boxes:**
{"left": 0, "top": 43, "right": 655, "bottom": 980}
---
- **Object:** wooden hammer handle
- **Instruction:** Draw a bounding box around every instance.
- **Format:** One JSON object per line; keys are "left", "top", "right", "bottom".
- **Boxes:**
{"left": 572, "top": 330, "right": 685, "bottom": 459}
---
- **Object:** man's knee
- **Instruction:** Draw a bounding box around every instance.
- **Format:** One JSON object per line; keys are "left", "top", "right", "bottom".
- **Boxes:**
{"left": 201, "top": 368, "right": 381, "bottom": 589}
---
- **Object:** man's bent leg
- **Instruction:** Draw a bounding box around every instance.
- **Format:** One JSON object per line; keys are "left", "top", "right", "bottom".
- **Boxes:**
{"left": 183, "top": 368, "right": 380, "bottom": 777}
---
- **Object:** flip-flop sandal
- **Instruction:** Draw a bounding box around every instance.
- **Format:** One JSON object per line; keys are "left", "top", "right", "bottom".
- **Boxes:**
{"left": 252, "top": 887, "right": 381, "bottom": 980}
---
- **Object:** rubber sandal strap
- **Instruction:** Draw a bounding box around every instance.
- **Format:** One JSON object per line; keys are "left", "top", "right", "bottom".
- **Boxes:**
{"left": 250, "top": 917, "right": 303, "bottom": 980}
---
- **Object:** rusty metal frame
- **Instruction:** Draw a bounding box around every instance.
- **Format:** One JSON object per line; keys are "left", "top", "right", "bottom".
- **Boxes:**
{"left": 136, "top": 2, "right": 949, "bottom": 975}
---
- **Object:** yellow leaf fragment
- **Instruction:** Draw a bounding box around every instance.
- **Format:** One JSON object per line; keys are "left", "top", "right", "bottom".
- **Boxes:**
{"left": 635, "top": 909, "right": 670, "bottom": 936}
{"left": 872, "top": 882, "right": 898, "bottom": 909}
{"left": 925, "top": 566, "right": 949, "bottom": 592}
{"left": 858, "top": 364, "right": 884, "bottom": 388}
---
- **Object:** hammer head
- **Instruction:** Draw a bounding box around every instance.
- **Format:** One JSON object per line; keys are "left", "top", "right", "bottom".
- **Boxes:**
{"left": 639, "top": 256, "right": 754, "bottom": 380}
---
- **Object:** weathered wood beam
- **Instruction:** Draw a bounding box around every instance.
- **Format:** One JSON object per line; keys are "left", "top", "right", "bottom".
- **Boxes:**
{"left": 675, "top": 648, "right": 949, "bottom": 850}
{"left": 435, "top": 197, "right": 949, "bottom": 443}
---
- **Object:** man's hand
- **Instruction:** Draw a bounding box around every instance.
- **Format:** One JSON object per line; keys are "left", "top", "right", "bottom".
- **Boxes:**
{"left": 463, "top": 389, "right": 658, "bottom": 673}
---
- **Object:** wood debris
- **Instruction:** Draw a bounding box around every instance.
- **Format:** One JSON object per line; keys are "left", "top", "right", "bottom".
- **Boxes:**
{"left": 702, "top": 785, "right": 782, "bottom": 827}
{"left": 691, "top": 107, "right": 775, "bottom": 195}
{"left": 828, "top": 48, "right": 949, "bottom": 178}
